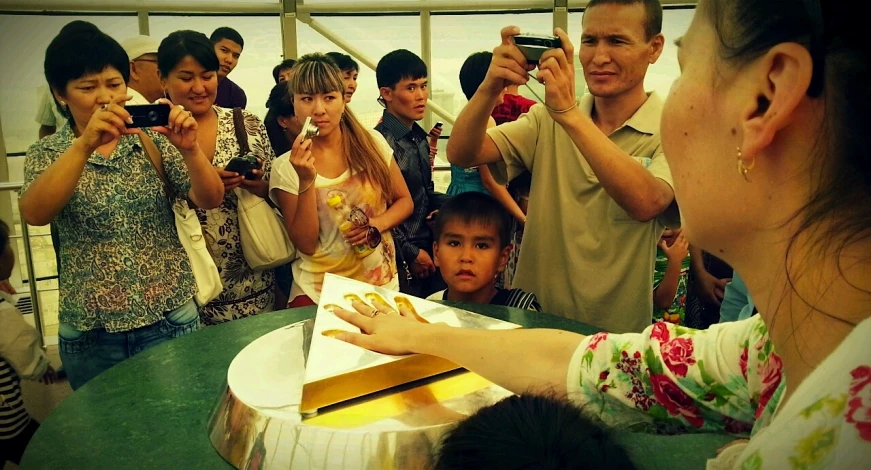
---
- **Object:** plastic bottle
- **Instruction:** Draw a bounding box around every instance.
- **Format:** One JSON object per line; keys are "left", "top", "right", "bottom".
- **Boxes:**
{"left": 327, "top": 194, "right": 377, "bottom": 258}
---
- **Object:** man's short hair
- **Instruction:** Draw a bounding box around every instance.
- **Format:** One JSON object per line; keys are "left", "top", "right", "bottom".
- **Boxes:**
{"left": 376, "top": 49, "right": 427, "bottom": 89}
{"left": 435, "top": 192, "right": 512, "bottom": 250}
{"left": 434, "top": 394, "right": 636, "bottom": 470}
{"left": 459, "top": 51, "right": 492, "bottom": 101}
{"left": 586, "top": 0, "right": 663, "bottom": 40}
{"left": 272, "top": 59, "right": 296, "bottom": 83}
{"left": 326, "top": 52, "right": 359, "bottom": 73}
{"left": 209, "top": 27, "right": 244, "bottom": 49}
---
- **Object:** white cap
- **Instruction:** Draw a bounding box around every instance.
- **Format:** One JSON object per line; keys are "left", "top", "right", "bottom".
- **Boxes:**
{"left": 121, "top": 35, "right": 160, "bottom": 61}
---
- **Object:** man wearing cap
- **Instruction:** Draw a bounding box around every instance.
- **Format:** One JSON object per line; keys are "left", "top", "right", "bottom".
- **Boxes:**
{"left": 120, "top": 35, "right": 163, "bottom": 105}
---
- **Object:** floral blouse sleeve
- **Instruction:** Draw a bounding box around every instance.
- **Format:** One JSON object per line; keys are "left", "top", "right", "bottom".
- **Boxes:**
{"left": 241, "top": 109, "right": 276, "bottom": 182}
{"left": 566, "top": 316, "right": 784, "bottom": 435}
{"left": 143, "top": 129, "right": 192, "bottom": 199}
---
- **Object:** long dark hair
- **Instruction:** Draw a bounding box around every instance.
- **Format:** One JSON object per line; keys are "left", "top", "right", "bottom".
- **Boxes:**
{"left": 157, "top": 30, "right": 219, "bottom": 78}
{"left": 707, "top": 0, "right": 871, "bottom": 312}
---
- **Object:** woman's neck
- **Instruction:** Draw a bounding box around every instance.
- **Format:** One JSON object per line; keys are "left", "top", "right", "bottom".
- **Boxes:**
{"left": 311, "top": 127, "right": 344, "bottom": 158}
{"left": 738, "top": 224, "right": 871, "bottom": 406}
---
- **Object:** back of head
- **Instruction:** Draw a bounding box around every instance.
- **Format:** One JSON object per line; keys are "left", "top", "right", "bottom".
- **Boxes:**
{"left": 376, "top": 49, "right": 427, "bottom": 89}
{"left": 435, "top": 192, "right": 512, "bottom": 250}
{"left": 264, "top": 82, "right": 294, "bottom": 155}
{"left": 272, "top": 58, "right": 296, "bottom": 83}
{"left": 291, "top": 53, "right": 393, "bottom": 198}
{"left": 158, "top": 30, "right": 219, "bottom": 78}
{"left": 326, "top": 52, "right": 359, "bottom": 73}
{"left": 586, "top": 0, "right": 663, "bottom": 39}
{"left": 0, "top": 219, "right": 11, "bottom": 279}
{"left": 434, "top": 394, "right": 635, "bottom": 470}
{"left": 210, "top": 26, "right": 244, "bottom": 49}
{"left": 459, "top": 51, "right": 493, "bottom": 101}
{"left": 44, "top": 24, "right": 129, "bottom": 96}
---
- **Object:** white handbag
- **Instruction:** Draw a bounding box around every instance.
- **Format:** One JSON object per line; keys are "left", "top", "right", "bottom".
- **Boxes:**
{"left": 139, "top": 135, "right": 223, "bottom": 306}
{"left": 235, "top": 188, "right": 296, "bottom": 270}
{"left": 231, "top": 107, "right": 297, "bottom": 270}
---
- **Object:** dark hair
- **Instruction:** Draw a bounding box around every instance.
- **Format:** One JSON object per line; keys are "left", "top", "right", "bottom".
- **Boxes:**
{"left": 158, "top": 30, "right": 220, "bottom": 78}
{"left": 44, "top": 24, "right": 130, "bottom": 97}
{"left": 376, "top": 49, "right": 427, "bottom": 89}
{"left": 264, "top": 82, "right": 294, "bottom": 155}
{"left": 326, "top": 52, "right": 359, "bottom": 73}
{"left": 272, "top": 59, "right": 296, "bottom": 83}
{"left": 0, "top": 219, "right": 9, "bottom": 254}
{"left": 435, "top": 192, "right": 512, "bottom": 249}
{"left": 459, "top": 51, "right": 492, "bottom": 101}
{"left": 586, "top": 0, "right": 663, "bottom": 40}
{"left": 706, "top": 1, "right": 871, "bottom": 312}
{"left": 210, "top": 27, "right": 244, "bottom": 49}
{"left": 434, "top": 394, "right": 635, "bottom": 470}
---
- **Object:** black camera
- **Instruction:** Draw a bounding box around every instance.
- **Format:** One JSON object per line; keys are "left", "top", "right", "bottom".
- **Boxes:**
{"left": 126, "top": 104, "right": 171, "bottom": 128}
{"left": 514, "top": 34, "right": 563, "bottom": 65}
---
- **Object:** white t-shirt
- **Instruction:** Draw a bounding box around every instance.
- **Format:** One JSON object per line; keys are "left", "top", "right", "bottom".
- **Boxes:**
{"left": 269, "top": 129, "right": 400, "bottom": 303}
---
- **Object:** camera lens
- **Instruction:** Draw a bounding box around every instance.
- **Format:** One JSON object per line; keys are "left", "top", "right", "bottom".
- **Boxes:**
{"left": 148, "top": 110, "right": 158, "bottom": 122}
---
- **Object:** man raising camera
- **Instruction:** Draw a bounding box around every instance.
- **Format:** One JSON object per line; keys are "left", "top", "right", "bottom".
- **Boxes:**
{"left": 447, "top": 0, "right": 676, "bottom": 333}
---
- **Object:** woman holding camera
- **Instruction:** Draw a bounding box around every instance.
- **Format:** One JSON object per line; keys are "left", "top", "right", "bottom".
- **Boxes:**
{"left": 19, "top": 24, "right": 223, "bottom": 390}
{"left": 269, "top": 54, "right": 413, "bottom": 306}
{"left": 158, "top": 30, "right": 276, "bottom": 325}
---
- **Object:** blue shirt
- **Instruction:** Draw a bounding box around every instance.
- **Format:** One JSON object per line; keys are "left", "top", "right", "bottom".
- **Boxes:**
{"left": 719, "top": 271, "right": 755, "bottom": 323}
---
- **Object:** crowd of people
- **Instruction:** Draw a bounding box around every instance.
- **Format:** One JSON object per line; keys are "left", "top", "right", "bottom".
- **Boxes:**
{"left": 2, "top": 0, "right": 870, "bottom": 467}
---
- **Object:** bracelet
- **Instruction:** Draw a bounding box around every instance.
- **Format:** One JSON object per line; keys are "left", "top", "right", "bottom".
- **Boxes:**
{"left": 299, "top": 179, "right": 316, "bottom": 194}
{"left": 545, "top": 97, "right": 580, "bottom": 114}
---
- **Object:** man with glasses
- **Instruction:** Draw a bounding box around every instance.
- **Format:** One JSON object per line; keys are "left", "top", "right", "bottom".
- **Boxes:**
{"left": 120, "top": 35, "right": 163, "bottom": 105}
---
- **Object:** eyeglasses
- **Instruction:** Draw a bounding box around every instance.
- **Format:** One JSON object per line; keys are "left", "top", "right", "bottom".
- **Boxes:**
{"left": 803, "top": 0, "right": 825, "bottom": 97}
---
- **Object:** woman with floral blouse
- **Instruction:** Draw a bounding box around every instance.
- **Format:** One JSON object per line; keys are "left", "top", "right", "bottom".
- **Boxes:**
{"left": 158, "top": 30, "right": 276, "bottom": 325}
{"left": 19, "top": 25, "right": 223, "bottom": 390}
{"left": 329, "top": 0, "right": 871, "bottom": 468}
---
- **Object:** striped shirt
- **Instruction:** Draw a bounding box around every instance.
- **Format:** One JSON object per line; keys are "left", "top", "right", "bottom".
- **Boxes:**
{"left": 0, "top": 357, "right": 30, "bottom": 439}
{"left": 429, "top": 288, "right": 543, "bottom": 312}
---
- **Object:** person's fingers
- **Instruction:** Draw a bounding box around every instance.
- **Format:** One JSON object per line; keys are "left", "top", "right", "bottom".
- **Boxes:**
{"left": 334, "top": 306, "right": 374, "bottom": 329}
{"left": 553, "top": 27, "right": 574, "bottom": 66}
{"left": 499, "top": 25, "right": 521, "bottom": 45}
{"left": 658, "top": 239, "right": 668, "bottom": 250}
{"left": 335, "top": 331, "right": 382, "bottom": 350}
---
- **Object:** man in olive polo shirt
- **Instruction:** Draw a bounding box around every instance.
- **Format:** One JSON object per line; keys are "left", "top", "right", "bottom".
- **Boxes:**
{"left": 447, "top": 0, "right": 677, "bottom": 333}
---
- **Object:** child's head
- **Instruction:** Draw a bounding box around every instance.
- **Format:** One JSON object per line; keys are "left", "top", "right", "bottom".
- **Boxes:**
{"left": 433, "top": 192, "right": 512, "bottom": 295}
{"left": 433, "top": 393, "right": 635, "bottom": 470}
{"left": 0, "top": 220, "right": 14, "bottom": 280}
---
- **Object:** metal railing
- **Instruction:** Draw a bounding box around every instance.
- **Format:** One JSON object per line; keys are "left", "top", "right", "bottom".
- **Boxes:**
{"left": 0, "top": 181, "right": 48, "bottom": 348}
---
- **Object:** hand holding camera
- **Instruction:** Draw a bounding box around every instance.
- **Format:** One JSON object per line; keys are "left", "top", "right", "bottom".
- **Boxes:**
{"left": 76, "top": 94, "right": 138, "bottom": 153}
{"left": 150, "top": 99, "right": 200, "bottom": 153}
{"left": 290, "top": 116, "right": 319, "bottom": 188}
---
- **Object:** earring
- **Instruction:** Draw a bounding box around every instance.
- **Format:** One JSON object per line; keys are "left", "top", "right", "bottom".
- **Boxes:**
{"left": 737, "top": 147, "right": 755, "bottom": 182}
{"left": 163, "top": 90, "right": 169, "bottom": 100}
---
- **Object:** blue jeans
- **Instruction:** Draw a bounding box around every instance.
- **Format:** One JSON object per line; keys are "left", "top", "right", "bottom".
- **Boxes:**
{"left": 59, "top": 299, "right": 200, "bottom": 390}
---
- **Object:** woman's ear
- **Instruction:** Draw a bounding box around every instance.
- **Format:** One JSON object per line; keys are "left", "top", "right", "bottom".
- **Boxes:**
{"left": 739, "top": 42, "right": 813, "bottom": 162}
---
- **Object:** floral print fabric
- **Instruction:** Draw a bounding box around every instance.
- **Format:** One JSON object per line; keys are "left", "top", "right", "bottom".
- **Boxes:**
{"left": 196, "top": 107, "right": 276, "bottom": 325}
{"left": 22, "top": 125, "right": 196, "bottom": 333}
{"left": 568, "top": 315, "right": 871, "bottom": 468}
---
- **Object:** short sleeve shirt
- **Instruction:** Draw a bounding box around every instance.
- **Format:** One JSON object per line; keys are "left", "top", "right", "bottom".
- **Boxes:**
{"left": 486, "top": 92, "right": 676, "bottom": 333}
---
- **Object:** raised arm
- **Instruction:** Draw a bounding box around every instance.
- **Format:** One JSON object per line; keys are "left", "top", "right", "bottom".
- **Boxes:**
{"left": 536, "top": 29, "right": 674, "bottom": 222}
{"left": 271, "top": 136, "right": 319, "bottom": 256}
{"left": 447, "top": 26, "right": 534, "bottom": 169}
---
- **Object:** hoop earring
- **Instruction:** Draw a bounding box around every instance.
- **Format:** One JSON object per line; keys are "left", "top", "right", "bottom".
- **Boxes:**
{"left": 737, "top": 147, "right": 755, "bottom": 182}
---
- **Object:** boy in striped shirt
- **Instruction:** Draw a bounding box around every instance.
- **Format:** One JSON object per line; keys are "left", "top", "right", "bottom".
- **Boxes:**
{"left": 428, "top": 192, "right": 541, "bottom": 311}
{"left": 1, "top": 220, "right": 55, "bottom": 466}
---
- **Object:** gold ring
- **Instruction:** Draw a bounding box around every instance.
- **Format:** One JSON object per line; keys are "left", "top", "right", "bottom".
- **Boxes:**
{"left": 100, "top": 104, "right": 108, "bottom": 110}
{"left": 370, "top": 307, "right": 380, "bottom": 317}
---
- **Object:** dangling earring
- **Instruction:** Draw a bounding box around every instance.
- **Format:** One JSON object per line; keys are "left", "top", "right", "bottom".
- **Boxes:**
{"left": 737, "top": 147, "right": 755, "bottom": 182}
{"left": 163, "top": 90, "right": 169, "bottom": 101}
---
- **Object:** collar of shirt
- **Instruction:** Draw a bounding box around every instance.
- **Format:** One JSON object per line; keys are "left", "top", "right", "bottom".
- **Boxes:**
{"left": 42, "top": 122, "right": 143, "bottom": 167}
{"left": 579, "top": 91, "right": 662, "bottom": 135}
{"left": 379, "top": 109, "right": 428, "bottom": 142}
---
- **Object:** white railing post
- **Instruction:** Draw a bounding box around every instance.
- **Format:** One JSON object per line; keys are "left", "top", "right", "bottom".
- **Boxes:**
{"left": 282, "top": 0, "right": 299, "bottom": 59}
{"left": 421, "top": 9, "right": 433, "bottom": 131}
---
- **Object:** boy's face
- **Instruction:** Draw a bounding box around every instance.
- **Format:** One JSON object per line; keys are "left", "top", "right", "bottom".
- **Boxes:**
{"left": 433, "top": 220, "right": 510, "bottom": 295}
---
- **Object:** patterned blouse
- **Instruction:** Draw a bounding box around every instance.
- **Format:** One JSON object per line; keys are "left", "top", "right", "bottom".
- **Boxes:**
{"left": 568, "top": 315, "right": 871, "bottom": 468}
{"left": 196, "top": 107, "right": 276, "bottom": 325}
{"left": 22, "top": 125, "right": 196, "bottom": 333}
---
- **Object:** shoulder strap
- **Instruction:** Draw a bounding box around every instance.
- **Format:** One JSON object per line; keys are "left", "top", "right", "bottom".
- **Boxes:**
{"left": 138, "top": 133, "right": 176, "bottom": 201}
{"left": 232, "top": 107, "right": 250, "bottom": 155}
